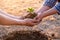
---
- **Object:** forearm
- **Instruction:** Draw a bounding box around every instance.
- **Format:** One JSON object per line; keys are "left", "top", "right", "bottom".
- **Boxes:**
{"left": 35, "top": 0, "right": 57, "bottom": 14}
{"left": 35, "top": 6, "right": 51, "bottom": 14}
{"left": 37, "top": 2, "right": 60, "bottom": 20}
{"left": 0, "top": 9, "right": 21, "bottom": 19}
{"left": 39, "top": 8, "right": 57, "bottom": 19}
{"left": 0, "top": 13, "right": 24, "bottom": 25}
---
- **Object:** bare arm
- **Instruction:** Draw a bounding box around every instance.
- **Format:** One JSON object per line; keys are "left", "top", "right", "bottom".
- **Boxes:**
{"left": 0, "top": 13, "right": 24, "bottom": 25}
{"left": 35, "top": 6, "right": 51, "bottom": 14}
{"left": 35, "top": 0, "right": 57, "bottom": 14}
{"left": 0, "top": 10, "right": 36, "bottom": 26}
{"left": 0, "top": 9, "right": 22, "bottom": 19}
{"left": 36, "top": 8, "right": 58, "bottom": 20}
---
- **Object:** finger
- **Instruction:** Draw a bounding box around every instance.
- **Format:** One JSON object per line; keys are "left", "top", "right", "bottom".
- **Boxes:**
{"left": 29, "top": 23, "right": 38, "bottom": 26}
{"left": 24, "top": 19, "right": 38, "bottom": 26}
{"left": 34, "top": 15, "right": 40, "bottom": 20}
{"left": 30, "top": 19, "right": 38, "bottom": 23}
{"left": 31, "top": 19, "right": 40, "bottom": 23}
{"left": 27, "top": 22, "right": 38, "bottom": 26}
{"left": 33, "top": 18, "right": 42, "bottom": 24}
{"left": 32, "top": 22, "right": 38, "bottom": 25}
{"left": 25, "top": 19, "right": 38, "bottom": 23}
{"left": 34, "top": 16, "right": 38, "bottom": 20}
{"left": 37, "top": 18, "right": 42, "bottom": 23}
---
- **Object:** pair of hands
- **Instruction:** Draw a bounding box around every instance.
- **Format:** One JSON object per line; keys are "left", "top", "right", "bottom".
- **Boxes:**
{"left": 22, "top": 13, "right": 42, "bottom": 26}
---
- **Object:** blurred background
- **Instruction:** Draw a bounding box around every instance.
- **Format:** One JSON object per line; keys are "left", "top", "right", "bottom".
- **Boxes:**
{"left": 0, "top": 0, "right": 43, "bottom": 16}
{"left": 0, "top": 0, "right": 60, "bottom": 40}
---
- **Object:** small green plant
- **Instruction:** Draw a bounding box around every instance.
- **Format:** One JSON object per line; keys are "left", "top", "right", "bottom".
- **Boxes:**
{"left": 27, "top": 7, "right": 34, "bottom": 14}
{"left": 25, "top": 7, "right": 37, "bottom": 19}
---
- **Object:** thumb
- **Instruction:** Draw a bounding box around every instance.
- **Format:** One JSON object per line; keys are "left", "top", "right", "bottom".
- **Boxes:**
{"left": 34, "top": 17, "right": 37, "bottom": 20}
{"left": 34, "top": 15, "right": 39, "bottom": 20}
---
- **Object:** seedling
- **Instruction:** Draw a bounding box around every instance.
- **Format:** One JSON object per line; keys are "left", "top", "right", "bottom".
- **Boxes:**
{"left": 25, "top": 7, "right": 37, "bottom": 19}
{"left": 27, "top": 7, "right": 34, "bottom": 14}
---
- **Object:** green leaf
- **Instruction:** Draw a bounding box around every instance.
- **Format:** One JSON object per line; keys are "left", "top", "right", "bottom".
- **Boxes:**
{"left": 27, "top": 7, "right": 34, "bottom": 13}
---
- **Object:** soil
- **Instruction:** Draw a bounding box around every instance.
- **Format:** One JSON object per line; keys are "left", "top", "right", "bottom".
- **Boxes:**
{"left": 5, "top": 31, "right": 48, "bottom": 40}
{"left": 0, "top": 0, "right": 60, "bottom": 40}
{"left": 0, "top": 25, "right": 50, "bottom": 40}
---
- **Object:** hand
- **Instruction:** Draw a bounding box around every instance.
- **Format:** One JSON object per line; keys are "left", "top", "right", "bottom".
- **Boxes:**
{"left": 22, "top": 19, "right": 38, "bottom": 26}
{"left": 34, "top": 13, "right": 42, "bottom": 23}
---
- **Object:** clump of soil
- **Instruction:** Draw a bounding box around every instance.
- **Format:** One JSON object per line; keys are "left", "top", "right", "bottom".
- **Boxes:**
{"left": 5, "top": 31, "right": 49, "bottom": 40}
{"left": 23, "top": 7, "right": 37, "bottom": 19}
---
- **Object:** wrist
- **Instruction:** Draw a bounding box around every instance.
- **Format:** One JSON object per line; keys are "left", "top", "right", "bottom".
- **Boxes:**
{"left": 17, "top": 20, "right": 25, "bottom": 25}
{"left": 34, "top": 11, "right": 43, "bottom": 15}
{"left": 37, "top": 13, "right": 44, "bottom": 20}
{"left": 21, "top": 20, "right": 26, "bottom": 25}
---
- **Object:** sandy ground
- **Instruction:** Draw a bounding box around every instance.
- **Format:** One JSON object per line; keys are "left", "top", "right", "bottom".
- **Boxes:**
{"left": 0, "top": 0, "right": 60, "bottom": 40}
{"left": 0, "top": 0, "right": 43, "bottom": 16}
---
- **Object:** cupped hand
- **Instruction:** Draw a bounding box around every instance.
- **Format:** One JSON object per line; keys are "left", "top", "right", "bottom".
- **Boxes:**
{"left": 23, "top": 18, "right": 38, "bottom": 26}
{"left": 34, "top": 13, "right": 42, "bottom": 23}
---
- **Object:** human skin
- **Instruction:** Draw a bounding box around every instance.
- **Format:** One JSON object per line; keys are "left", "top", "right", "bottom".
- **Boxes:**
{"left": 34, "top": 7, "right": 57, "bottom": 22}
{"left": 33, "top": 6, "right": 51, "bottom": 22}
{"left": 0, "top": 9, "right": 37, "bottom": 26}
{"left": 35, "top": 6, "right": 51, "bottom": 14}
{"left": 34, "top": 0, "right": 58, "bottom": 22}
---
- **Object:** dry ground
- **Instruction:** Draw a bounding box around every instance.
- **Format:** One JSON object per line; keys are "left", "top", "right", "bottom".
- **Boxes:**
{"left": 0, "top": 0, "right": 43, "bottom": 16}
{"left": 0, "top": 0, "right": 60, "bottom": 40}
